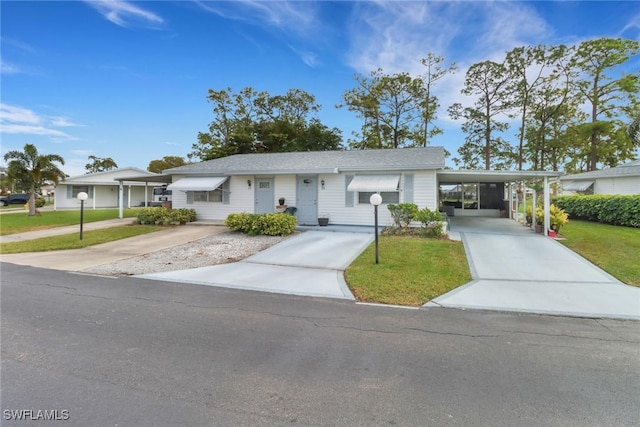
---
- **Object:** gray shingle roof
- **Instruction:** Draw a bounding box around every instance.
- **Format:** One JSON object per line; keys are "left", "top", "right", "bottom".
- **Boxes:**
{"left": 559, "top": 161, "right": 640, "bottom": 180}
{"left": 165, "top": 147, "right": 446, "bottom": 175}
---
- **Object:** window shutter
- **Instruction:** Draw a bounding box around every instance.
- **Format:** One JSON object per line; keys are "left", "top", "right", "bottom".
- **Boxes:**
{"left": 89, "top": 186, "right": 94, "bottom": 199}
{"left": 404, "top": 174, "right": 414, "bottom": 203}
{"left": 222, "top": 179, "right": 230, "bottom": 204}
{"left": 186, "top": 192, "right": 194, "bottom": 204}
{"left": 67, "top": 186, "right": 73, "bottom": 199}
{"left": 345, "top": 175, "right": 354, "bottom": 207}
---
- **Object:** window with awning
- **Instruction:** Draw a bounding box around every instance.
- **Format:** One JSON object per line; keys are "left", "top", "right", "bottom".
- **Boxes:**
{"left": 347, "top": 175, "right": 401, "bottom": 204}
{"left": 167, "top": 176, "right": 228, "bottom": 192}
{"left": 347, "top": 175, "right": 400, "bottom": 192}
{"left": 563, "top": 181, "right": 594, "bottom": 192}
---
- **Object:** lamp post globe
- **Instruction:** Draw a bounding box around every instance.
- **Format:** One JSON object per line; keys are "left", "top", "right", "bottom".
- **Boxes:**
{"left": 77, "top": 192, "right": 88, "bottom": 201}
{"left": 369, "top": 193, "right": 382, "bottom": 206}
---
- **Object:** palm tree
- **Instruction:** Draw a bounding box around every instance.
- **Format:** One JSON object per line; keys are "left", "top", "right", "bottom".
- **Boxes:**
{"left": 3, "top": 143, "right": 66, "bottom": 216}
{"left": 628, "top": 113, "right": 640, "bottom": 145}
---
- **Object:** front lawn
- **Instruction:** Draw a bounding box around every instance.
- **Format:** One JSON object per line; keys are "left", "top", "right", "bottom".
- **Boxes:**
{"left": 0, "top": 208, "right": 139, "bottom": 235}
{"left": 345, "top": 236, "right": 471, "bottom": 306}
{"left": 0, "top": 225, "right": 164, "bottom": 254}
{"left": 559, "top": 220, "right": 640, "bottom": 286}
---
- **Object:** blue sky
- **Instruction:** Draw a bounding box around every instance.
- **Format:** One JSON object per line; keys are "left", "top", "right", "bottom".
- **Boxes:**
{"left": 2, "top": 0, "right": 639, "bottom": 177}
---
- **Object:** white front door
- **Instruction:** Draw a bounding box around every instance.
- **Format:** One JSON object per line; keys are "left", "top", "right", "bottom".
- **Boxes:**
{"left": 296, "top": 176, "right": 317, "bottom": 225}
{"left": 255, "top": 178, "right": 274, "bottom": 214}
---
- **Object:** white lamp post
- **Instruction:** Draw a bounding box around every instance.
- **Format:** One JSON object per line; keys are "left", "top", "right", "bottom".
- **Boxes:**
{"left": 369, "top": 193, "right": 383, "bottom": 264}
{"left": 77, "top": 191, "right": 88, "bottom": 240}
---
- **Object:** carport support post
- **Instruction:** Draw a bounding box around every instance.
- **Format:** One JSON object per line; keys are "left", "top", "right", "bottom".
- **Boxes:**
{"left": 118, "top": 180, "right": 124, "bottom": 219}
{"left": 543, "top": 176, "right": 550, "bottom": 237}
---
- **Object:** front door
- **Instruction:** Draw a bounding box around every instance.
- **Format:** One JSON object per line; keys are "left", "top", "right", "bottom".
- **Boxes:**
{"left": 255, "top": 178, "right": 274, "bottom": 214}
{"left": 296, "top": 175, "right": 318, "bottom": 225}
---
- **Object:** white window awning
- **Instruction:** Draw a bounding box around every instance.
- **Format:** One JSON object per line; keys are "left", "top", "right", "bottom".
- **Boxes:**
{"left": 347, "top": 175, "right": 400, "bottom": 192}
{"left": 167, "top": 176, "right": 227, "bottom": 192}
{"left": 563, "top": 180, "right": 594, "bottom": 192}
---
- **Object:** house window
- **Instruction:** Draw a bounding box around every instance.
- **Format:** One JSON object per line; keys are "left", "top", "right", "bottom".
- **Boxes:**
{"left": 71, "top": 185, "right": 90, "bottom": 198}
{"left": 358, "top": 191, "right": 399, "bottom": 204}
{"left": 192, "top": 189, "right": 223, "bottom": 202}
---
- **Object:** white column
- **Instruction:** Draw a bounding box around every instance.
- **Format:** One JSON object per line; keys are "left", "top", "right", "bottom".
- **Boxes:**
{"left": 543, "top": 176, "right": 550, "bottom": 237}
{"left": 118, "top": 181, "right": 124, "bottom": 219}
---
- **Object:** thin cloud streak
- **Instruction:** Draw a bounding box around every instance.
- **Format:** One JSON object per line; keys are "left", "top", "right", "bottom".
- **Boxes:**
{"left": 83, "top": 0, "right": 164, "bottom": 29}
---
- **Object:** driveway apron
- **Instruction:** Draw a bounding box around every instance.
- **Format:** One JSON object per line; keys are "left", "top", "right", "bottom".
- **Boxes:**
{"left": 426, "top": 218, "right": 640, "bottom": 320}
{"left": 137, "top": 231, "right": 373, "bottom": 300}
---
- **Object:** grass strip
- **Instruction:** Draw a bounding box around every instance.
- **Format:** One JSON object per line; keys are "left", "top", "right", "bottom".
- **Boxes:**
{"left": 0, "top": 209, "right": 139, "bottom": 235}
{"left": 0, "top": 225, "right": 164, "bottom": 254}
{"left": 345, "top": 236, "right": 471, "bottom": 306}
{"left": 559, "top": 220, "right": 640, "bottom": 286}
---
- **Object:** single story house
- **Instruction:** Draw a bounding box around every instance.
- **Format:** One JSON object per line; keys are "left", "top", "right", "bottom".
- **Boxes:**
{"left": 559, "top": 160, "right": 640, "bottom": 195}
{"left": 55, "top": 167, "right": 167, "bottom": 210}
{"left": 118, "top": 147, "right": 561, "bottom": 233}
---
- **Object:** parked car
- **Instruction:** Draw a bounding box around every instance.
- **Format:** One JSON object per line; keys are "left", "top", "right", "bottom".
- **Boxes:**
{"left": 0, "top": 193, "right": 39, "bottom": 206}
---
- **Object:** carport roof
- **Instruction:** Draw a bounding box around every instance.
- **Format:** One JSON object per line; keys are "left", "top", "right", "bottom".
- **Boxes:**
{"left": 438, "top": 169, "right": 562, "bottom": 183}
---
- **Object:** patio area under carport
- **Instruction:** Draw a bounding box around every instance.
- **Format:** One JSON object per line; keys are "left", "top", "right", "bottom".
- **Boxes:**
{"left": 437, "top": 169, "right": 563, "bottom": 236}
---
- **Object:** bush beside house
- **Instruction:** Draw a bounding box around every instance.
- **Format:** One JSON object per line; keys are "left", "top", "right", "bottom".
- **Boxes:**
{"left": 554, "top": 195, "right": 640, "bottom": 227}
{"left": 136, "top": 208, "right": 196, "bottom": 225}
{"left": 226, "top": 213, "right": 297, "bottom": 236}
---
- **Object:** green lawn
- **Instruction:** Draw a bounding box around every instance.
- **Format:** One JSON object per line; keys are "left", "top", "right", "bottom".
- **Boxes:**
{"left": 0, "top": 225, "right": 165, "bottom": 254}
{"left": 345, "top": 236, "right": 471, "bottom": 306}
{"left": 0, "top": 208, "right": 139, "bottom": 235}
{"left": 559, "top": 220, "right": 640, "bottom": 286}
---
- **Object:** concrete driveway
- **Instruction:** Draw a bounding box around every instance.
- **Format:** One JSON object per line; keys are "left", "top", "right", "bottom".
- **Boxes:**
{"left": 137, "top": 231, "right": 374, "bottom": 300}
{"left": 426, "top": 217, "right": 640, "bottom": 320}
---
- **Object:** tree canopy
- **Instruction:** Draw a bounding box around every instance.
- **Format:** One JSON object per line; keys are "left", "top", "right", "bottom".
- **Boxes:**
{"left": 147, "top": 156, "right": 188, "bottom": 173}
{"left": 85, "top": 155, "right": 118, "bottom": 173}
{"left": 190, "top": 87, "right": 342, "bottom": 161}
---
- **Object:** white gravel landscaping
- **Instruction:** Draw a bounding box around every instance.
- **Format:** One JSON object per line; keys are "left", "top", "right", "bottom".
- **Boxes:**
{"left": 83, "top": 231, "right": 292, "bottom": 276}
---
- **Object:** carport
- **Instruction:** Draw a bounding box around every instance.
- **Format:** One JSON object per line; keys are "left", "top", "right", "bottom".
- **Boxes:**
{"left": 437, "top": 170, "right": 562, "bottom": 236}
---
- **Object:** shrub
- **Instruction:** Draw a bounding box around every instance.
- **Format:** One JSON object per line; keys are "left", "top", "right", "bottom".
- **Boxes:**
{"left": 226, "top": 212, "right": 296, "bottom": 236}
{"left": 554, "top": 195, "right": 640, "bottom": 227}
{"left": 549, "top": 204, "right": 569, "bottom": 233}
{"left": 414, "top": 207, "right": 444, "bottom": 238}
{"left": 387, "top": 203, "right": 418, "bottom": 228}
{"left": 136, "top": 207, "right": 196, "bottom": 225}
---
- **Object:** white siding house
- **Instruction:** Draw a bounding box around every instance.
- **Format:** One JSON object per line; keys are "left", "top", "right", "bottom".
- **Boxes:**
{"left": 161, "top": 148, "right": 445, "bottom": 226}
{"left": 559, "top": 160, "right": 640, "bottom": 195}
{"left": 55, "top": 168, "right": 167, "bottom": 210}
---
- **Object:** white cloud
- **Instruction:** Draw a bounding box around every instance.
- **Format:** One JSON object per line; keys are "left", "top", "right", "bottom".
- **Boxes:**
{"left": 0, "top": 103, "right": 79, "bottom": 139}
{"left": 0, "top": 103, "right": 40, "bottom": 124}
{"left": 620, "top": 13, "right": 640, "bottom": 39}
{"left": 1, "top": 60, "right": 21, "bottom": 74}
{"left": 84, "top": 0, "right": 163, "bottom": 29}
{"left": 196, "top": 0, "right": 320, "bottom": 37}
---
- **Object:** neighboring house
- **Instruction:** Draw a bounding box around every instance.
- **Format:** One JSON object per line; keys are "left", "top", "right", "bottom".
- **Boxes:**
{"left": 160, "top": 147, "right": 445, "bottom": 226}
{"left": 55, "top": 167, "right": 167, "bottom": 209}
{"left": 559, "top": 160, "right": 640, "bottom": 195}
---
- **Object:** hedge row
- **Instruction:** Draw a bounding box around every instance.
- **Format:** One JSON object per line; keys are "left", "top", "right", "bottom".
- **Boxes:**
{"left": 136, "top": 207, "right": 197, "bottom": 225}
{"left": 226, "top": 212, "right": 297, "bottom": 236}
{"left": 553, "top": 195, "right": 640, "bottom": 227}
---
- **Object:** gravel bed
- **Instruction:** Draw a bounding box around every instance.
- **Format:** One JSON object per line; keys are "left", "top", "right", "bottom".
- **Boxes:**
{"left": 83, "top": 231, "right": 291, "bottom": 276}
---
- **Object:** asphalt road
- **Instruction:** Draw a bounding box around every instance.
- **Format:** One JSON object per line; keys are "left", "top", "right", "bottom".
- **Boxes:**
{"left": 2, "top": 262, "right": 639, "bottom": 426}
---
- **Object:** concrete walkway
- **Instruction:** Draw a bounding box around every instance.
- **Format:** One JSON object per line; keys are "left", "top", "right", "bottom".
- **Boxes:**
{"left": 0, "top": 223, "right": 228, "bottom": 271}
{"left": 137, "top": 231, "right": 374, "bottom": 300}
{"left": 425, "top": 218, "right": 640, "bottom": 320}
